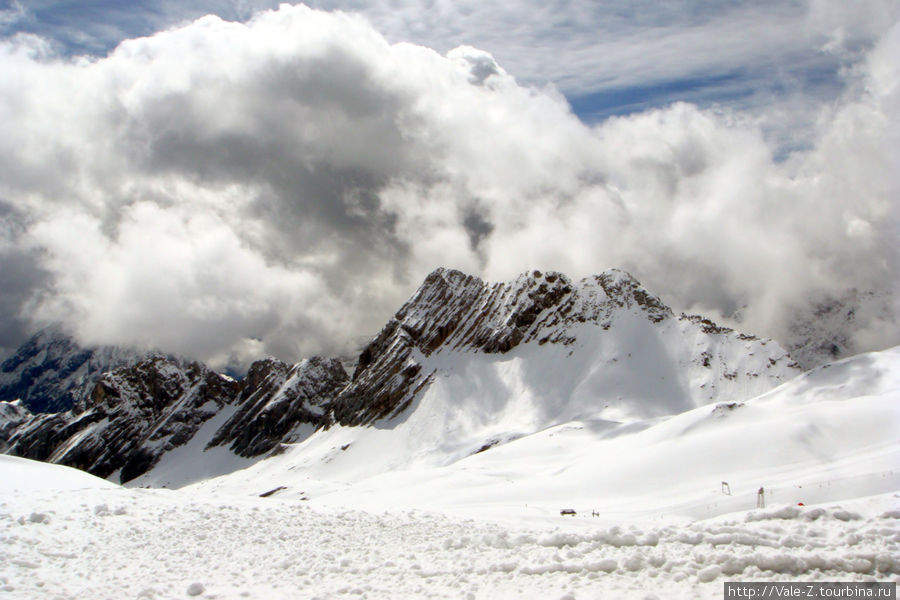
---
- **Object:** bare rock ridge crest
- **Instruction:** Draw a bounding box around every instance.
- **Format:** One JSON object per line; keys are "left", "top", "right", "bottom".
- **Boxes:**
{"left": 330, "top": 267, "right": 795, "bottom": 425}
{"left": 0, "top": 267, "right": 801, "bottom": 483}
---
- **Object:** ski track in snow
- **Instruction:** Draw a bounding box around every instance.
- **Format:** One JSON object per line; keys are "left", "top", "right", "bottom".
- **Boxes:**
{"left": 1, "top": 484, "right": 898, "bottom": 600}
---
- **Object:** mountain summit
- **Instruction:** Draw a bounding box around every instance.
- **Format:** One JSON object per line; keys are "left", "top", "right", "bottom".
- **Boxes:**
{"left": 313, "top": 267, "right": 802, "bottom": 473}
{"left": 332, "top": 267, "right": 799, "bottom": 426}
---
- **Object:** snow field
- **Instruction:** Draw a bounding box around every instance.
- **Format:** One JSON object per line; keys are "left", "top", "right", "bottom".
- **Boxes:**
{"left": 186, "top": 346, "right": 900, "bottom": 527}
{"left": 1, "top": 478, "right": 897, "bottom": 599}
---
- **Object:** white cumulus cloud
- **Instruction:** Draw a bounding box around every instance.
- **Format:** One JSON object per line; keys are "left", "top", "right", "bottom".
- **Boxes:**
{"left": 0, "top": 5, "right": 896, "bottom": 369}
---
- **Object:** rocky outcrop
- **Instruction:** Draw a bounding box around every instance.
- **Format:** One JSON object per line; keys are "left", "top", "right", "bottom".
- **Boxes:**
{"left": 0, "top": 400, "right": 31, "bottom": 445}
{"left": 207, "top": 356, "right": 348, "bottom": 457}
{"left": 5, "top": 355, "right": 239, "bottom": 481}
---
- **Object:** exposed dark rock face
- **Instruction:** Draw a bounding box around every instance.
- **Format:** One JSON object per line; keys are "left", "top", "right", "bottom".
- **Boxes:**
{"left": 2, "top": 351, "right": 348, "bottom": 483}
{"left": 330, "top": 267, "right": 799, "bottom": 427}
{"left": 0, "top": 400, "right": 31, "bottom": 446}
{"left": 207, "top": 356, "right": 348, "bottom": 458}
{"left": 0, "top": 328, "right": 145, "bottom": 413}
{"left": 4, "top": 355, "right": 239, "bottom": 481}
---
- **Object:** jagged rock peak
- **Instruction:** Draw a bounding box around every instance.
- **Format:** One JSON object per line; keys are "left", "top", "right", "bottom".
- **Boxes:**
{"left": 0, "top": 400, "right": 31, "bottom": 443}
{"left": 85, "top": 353, "right": 236, "bottom": 413}
{"left": 0, "top": 399, "right": 30, "bottom": 423}
{"left": 3, "top": 353, "right": 241, "bottom": 483}
{"left": 2, "top": 352, "right": 350, "bottom": 484}
{"left": 384, "top": 266, "right": 672, "bottom": 356}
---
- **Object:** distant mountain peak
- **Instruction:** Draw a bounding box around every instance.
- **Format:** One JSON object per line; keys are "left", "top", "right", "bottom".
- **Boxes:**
{"left": 0, "top": 327, "right": 149, "bottom": 413}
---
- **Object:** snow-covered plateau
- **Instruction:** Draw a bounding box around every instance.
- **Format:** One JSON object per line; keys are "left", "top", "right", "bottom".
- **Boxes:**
{"left": 1, "top": 269, "right": 898, "bottom": 598}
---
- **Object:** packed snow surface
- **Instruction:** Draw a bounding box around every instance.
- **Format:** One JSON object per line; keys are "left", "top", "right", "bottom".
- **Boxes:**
{"left": 1, "top": 459, "right": 897, "bottom": 599}
{"left": 0, "top": 455, "right": 116, "bottom": 493}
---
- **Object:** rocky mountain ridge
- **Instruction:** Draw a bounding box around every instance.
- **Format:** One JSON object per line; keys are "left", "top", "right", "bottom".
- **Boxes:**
{"left": 1, "top": 353, "right": 348, "bottom": 483}
{"left": 1, "top": 267, "right": 801, "bottom": 484}
{"left": 329, "top": 267, "right": 800, "bottom": 426}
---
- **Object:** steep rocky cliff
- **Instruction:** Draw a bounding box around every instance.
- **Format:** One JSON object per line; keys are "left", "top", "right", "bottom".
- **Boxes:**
{"left": 207, "top": 356, "right": 348, "bottom": 458}
{"left": 2, "top": 354, "right": 347, "bottom": 483}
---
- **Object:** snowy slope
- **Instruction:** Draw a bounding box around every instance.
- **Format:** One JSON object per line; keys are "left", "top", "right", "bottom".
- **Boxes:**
{"left": 271, "top": 268, "right": 800, "bottom": 482}
{"left": 1, "top": 287, "right": 897, "bottom": 598}
{"left": 3, "top": 267, "right": 795, "bottom": 490}
{"left": 0, "top": 454, "right": 116, "bottom": 493}
{"left": 125, "top": 357, "right": 349, "bottom": 489}
{"left": 192, "top": 346, "right": 900, "bottom": 528}
{"left": 331, "top": 268, "right": 799, "bottom": 428}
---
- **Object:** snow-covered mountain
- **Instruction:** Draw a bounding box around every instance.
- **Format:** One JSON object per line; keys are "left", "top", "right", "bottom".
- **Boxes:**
{"left": 197, "top": 344, "right": 900, "bottom": 523}
{"left": 0, "top": 327, "right": 146, "bottom": 413}
{"left": 1, "top": 268, "right": 897, "bottom": 598}
{"left": 785, "top": 289, "right": 897, "bottom": 369}
{"left": 335, "top": 268, "right": 800, "bottom": 429}
{"left": 1, "top": 267, "right": 802, "bottom": 485}
{"left": 319, "top": 267, "right": 801, "bottom": 474}
{"left": 1, "top": 267, "right": 806, "bottom": 487}
{"left": 2, "top": 342, "right": 897, "bottom": 599}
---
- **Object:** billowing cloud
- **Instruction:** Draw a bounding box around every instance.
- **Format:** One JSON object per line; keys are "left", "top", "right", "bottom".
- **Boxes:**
{"left": 0, "top": 5, "right": 896, "bottom": 368}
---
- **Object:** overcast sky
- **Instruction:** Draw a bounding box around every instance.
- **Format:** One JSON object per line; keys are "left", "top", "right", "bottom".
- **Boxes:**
{"left": 0, "top": 0, "right": 898, "bottom": 369}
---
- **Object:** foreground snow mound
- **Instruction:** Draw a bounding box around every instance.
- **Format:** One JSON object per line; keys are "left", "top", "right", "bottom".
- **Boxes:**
{"left": 0, "top": 481, "right": 896, "bottom": 599}
{"left": 0, "top": 455, "right": 116, "bottom": 493}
